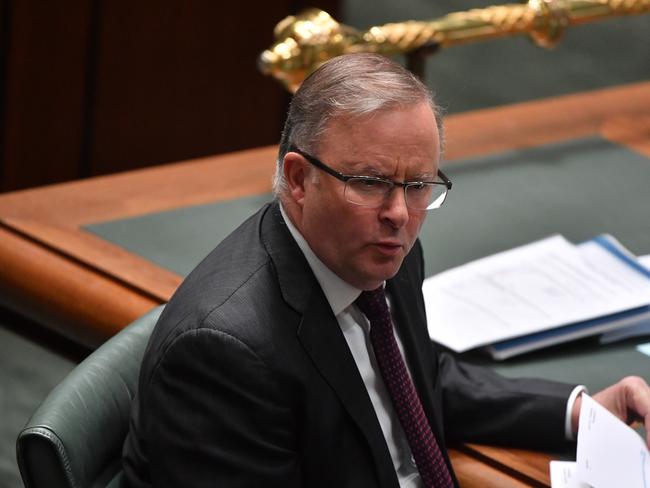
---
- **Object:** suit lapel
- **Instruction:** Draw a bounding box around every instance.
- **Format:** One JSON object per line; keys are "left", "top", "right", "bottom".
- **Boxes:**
{"left": 261, "top": 203, "right": 399, "bottom": 488}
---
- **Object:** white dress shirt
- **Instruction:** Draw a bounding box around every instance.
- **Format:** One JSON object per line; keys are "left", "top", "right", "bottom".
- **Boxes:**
{"left": 279, "top": 205, "right": 583, "bottom": 485}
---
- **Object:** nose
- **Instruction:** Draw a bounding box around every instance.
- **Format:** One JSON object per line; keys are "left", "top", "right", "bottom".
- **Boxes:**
{"left": 379, "top": 186, "right": 409, "bottom": 229}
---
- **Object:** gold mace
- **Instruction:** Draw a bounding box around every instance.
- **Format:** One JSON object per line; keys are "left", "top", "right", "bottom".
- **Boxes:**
{"left": 259, "top": 0, "right": 650, "bottom": 92}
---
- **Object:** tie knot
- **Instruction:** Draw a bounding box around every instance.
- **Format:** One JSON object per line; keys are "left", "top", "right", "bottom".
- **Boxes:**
{"left": 355, "top": 286, "right": 389, "bottom": 322}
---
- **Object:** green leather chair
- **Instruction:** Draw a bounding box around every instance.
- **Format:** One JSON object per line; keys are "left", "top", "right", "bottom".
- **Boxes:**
{"left": 16, "top": 305, "right": 164, "bottom": 488}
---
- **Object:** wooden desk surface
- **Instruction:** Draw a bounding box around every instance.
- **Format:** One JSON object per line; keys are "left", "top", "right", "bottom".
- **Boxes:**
{"left": 1, "top": 81, "right": 649, "bottom": 486}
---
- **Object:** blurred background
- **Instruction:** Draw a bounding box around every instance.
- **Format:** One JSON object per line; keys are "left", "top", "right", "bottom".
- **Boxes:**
{"left": 0, "top": 1, "right": 648, "bottom": 486}
{"left": 0, "top": 0, "right": 647, "bottom": 193}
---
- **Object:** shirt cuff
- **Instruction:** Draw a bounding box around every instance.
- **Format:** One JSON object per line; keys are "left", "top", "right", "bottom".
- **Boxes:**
{"left": 565, "top": 385, "right": 588, "bottom": 440}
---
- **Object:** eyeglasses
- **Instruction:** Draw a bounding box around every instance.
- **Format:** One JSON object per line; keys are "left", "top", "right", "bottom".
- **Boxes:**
{"left": 289, "top": 145, "right": 452, "bottom": 211}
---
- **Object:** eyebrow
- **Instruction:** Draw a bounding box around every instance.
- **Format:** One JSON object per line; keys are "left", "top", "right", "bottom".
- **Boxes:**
{"left": 410, "top": 171, "right": 436, "bottom": 180}
{"left": 351, "top": 169, "right": 438, "bottom": 182}
{"left": 342, "top": 161, "right": 380, "bottom": 175}
{"left": 343, "top": 162, "right": 437, "bottom": 181}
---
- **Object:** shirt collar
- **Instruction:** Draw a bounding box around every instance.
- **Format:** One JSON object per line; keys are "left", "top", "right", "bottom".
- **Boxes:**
{"left": 280, "top": 203, "right": 361, "bottom": 316}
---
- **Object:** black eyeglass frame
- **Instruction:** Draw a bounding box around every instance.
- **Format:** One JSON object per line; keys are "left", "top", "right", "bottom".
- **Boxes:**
{"left": 288, "top": 145, "right": 452, "bottom": 209}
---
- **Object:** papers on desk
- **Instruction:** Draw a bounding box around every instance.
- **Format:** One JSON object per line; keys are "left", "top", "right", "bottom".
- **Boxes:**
{"left": 550, "top": 394, "right": 649, "bottom": 488}
{"left": 598, "top": 253, "right": 650, "bottom": 345}
{"left": 549, "top": 461, "right": 588, "bottom": 488}
{"left": 424, "top": 234, "right": 650, "bottom": 359}
{"left": 640, "top": 254, "right": 650, "bottom": 271}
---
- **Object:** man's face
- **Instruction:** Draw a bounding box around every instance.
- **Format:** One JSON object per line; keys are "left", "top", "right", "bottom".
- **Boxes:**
{"left": 294, "top": 101, "right": 441, "bottom": 290}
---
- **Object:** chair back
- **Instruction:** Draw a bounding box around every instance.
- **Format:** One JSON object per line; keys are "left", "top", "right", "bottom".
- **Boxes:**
{"left": 16, "top": 305, "right": 164, "bottom": 488}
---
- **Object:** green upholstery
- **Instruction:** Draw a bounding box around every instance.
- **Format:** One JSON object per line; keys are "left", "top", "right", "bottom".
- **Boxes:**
{"left": 16, "top": 305, "right": 164, "bottom": 488}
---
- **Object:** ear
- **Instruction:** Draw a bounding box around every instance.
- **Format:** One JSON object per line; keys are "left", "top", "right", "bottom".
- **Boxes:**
{"left": 283, "top": 152, "right": 309, "bottom": 207}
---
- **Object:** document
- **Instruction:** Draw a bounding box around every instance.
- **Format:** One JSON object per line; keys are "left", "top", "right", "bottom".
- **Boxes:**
{"left": 576, "top": 394, "right": 649, "bottom": 488}
{"left": 640, "top": 254, "right": 650, "bottom": 270}
{"left": 549, "top": 461, "right": 588, "bottom": 488}
{"left": 424, "top": 235, "right": 650, "bottom": 353}
{"left": 638, "top": 342, "right": 650, "bottom": 358}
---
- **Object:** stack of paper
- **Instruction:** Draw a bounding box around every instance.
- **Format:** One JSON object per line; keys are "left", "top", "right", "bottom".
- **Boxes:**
{"left": 550, "top": 394, "right": 649, "bottom": 487}
{"left": 423, "top": 234, "right": 650, "bottom": 359}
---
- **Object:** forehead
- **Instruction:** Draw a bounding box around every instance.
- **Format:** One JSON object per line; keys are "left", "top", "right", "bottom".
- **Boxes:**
{"left": 319, "top": 102, "right": 440, "bottom": 176}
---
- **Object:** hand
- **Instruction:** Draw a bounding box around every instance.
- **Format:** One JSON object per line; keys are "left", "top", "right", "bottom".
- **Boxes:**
{"left": 571, "top": 376, "right": 650, "bottom": 446}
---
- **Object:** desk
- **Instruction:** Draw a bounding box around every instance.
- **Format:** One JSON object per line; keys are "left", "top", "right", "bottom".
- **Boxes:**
{"left": 1, "top": 81, "right": 649, "bottom": 486}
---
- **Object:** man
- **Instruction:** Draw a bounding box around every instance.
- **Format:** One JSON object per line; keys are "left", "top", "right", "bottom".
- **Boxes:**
{"left": 122, "top": 53, "right": 650, "bottom": 487}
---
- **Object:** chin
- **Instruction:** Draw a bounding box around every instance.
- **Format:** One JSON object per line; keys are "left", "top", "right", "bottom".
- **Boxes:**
{"left": 352, "top": 256, "right": 404, "bottom": 289}
{"left": 377, "top": 259, "right": 404, "bottom": 278}
{"left": 366, "top": 269, "right": 401, "bottom": 288}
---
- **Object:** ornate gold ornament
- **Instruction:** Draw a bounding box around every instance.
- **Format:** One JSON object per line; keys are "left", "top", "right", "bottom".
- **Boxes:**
{"left": 259, "top": 0, "right": 650, "bottom": 92}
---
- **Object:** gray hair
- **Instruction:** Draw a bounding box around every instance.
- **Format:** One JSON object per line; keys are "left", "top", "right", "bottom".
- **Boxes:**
{"left": 273, "top": 53, "right": 443, "bottom": 196}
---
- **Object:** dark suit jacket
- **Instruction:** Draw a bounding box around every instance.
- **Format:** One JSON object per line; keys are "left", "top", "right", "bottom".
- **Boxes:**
{"left": 122, "top": 202, "right": 575, "bottom": 488}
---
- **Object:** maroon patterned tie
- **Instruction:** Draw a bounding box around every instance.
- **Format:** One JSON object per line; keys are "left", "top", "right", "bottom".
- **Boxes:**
{"left": 356, "top": 286, "right": 453, "bottom": 488}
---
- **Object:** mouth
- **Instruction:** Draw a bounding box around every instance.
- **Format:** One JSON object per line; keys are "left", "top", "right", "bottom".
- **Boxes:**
{"left": 372, "top": 241, "right": 404, "bottom": 256}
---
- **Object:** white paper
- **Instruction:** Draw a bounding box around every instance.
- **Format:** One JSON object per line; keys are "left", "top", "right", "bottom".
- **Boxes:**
{"left": 637, "top": 342, "right": 650, "bottom": 358}
{"left": 640, "top": 254, "right": 650, "bottom": 271}
{"left": 424, "top": 235, "right": 650, "bottom": 352}
{"left": 549, "top": 461, "right": 589, "bottom": 488}
{"left": 576, "top": 394, "right": 649, "bottom": 488}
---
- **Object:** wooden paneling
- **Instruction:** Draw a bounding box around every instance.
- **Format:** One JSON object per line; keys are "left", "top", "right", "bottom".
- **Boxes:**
{"left": 87, "top": 1, "right": 290, "bottom": 175}
{"left": 0, "top": 0, "right": 8, "bottom": 187}
{"left": 0, "top": 1, "right": 339, "bottom": 192}
{"left": 0, "top": 1, "right": 91, "bottom": 191}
